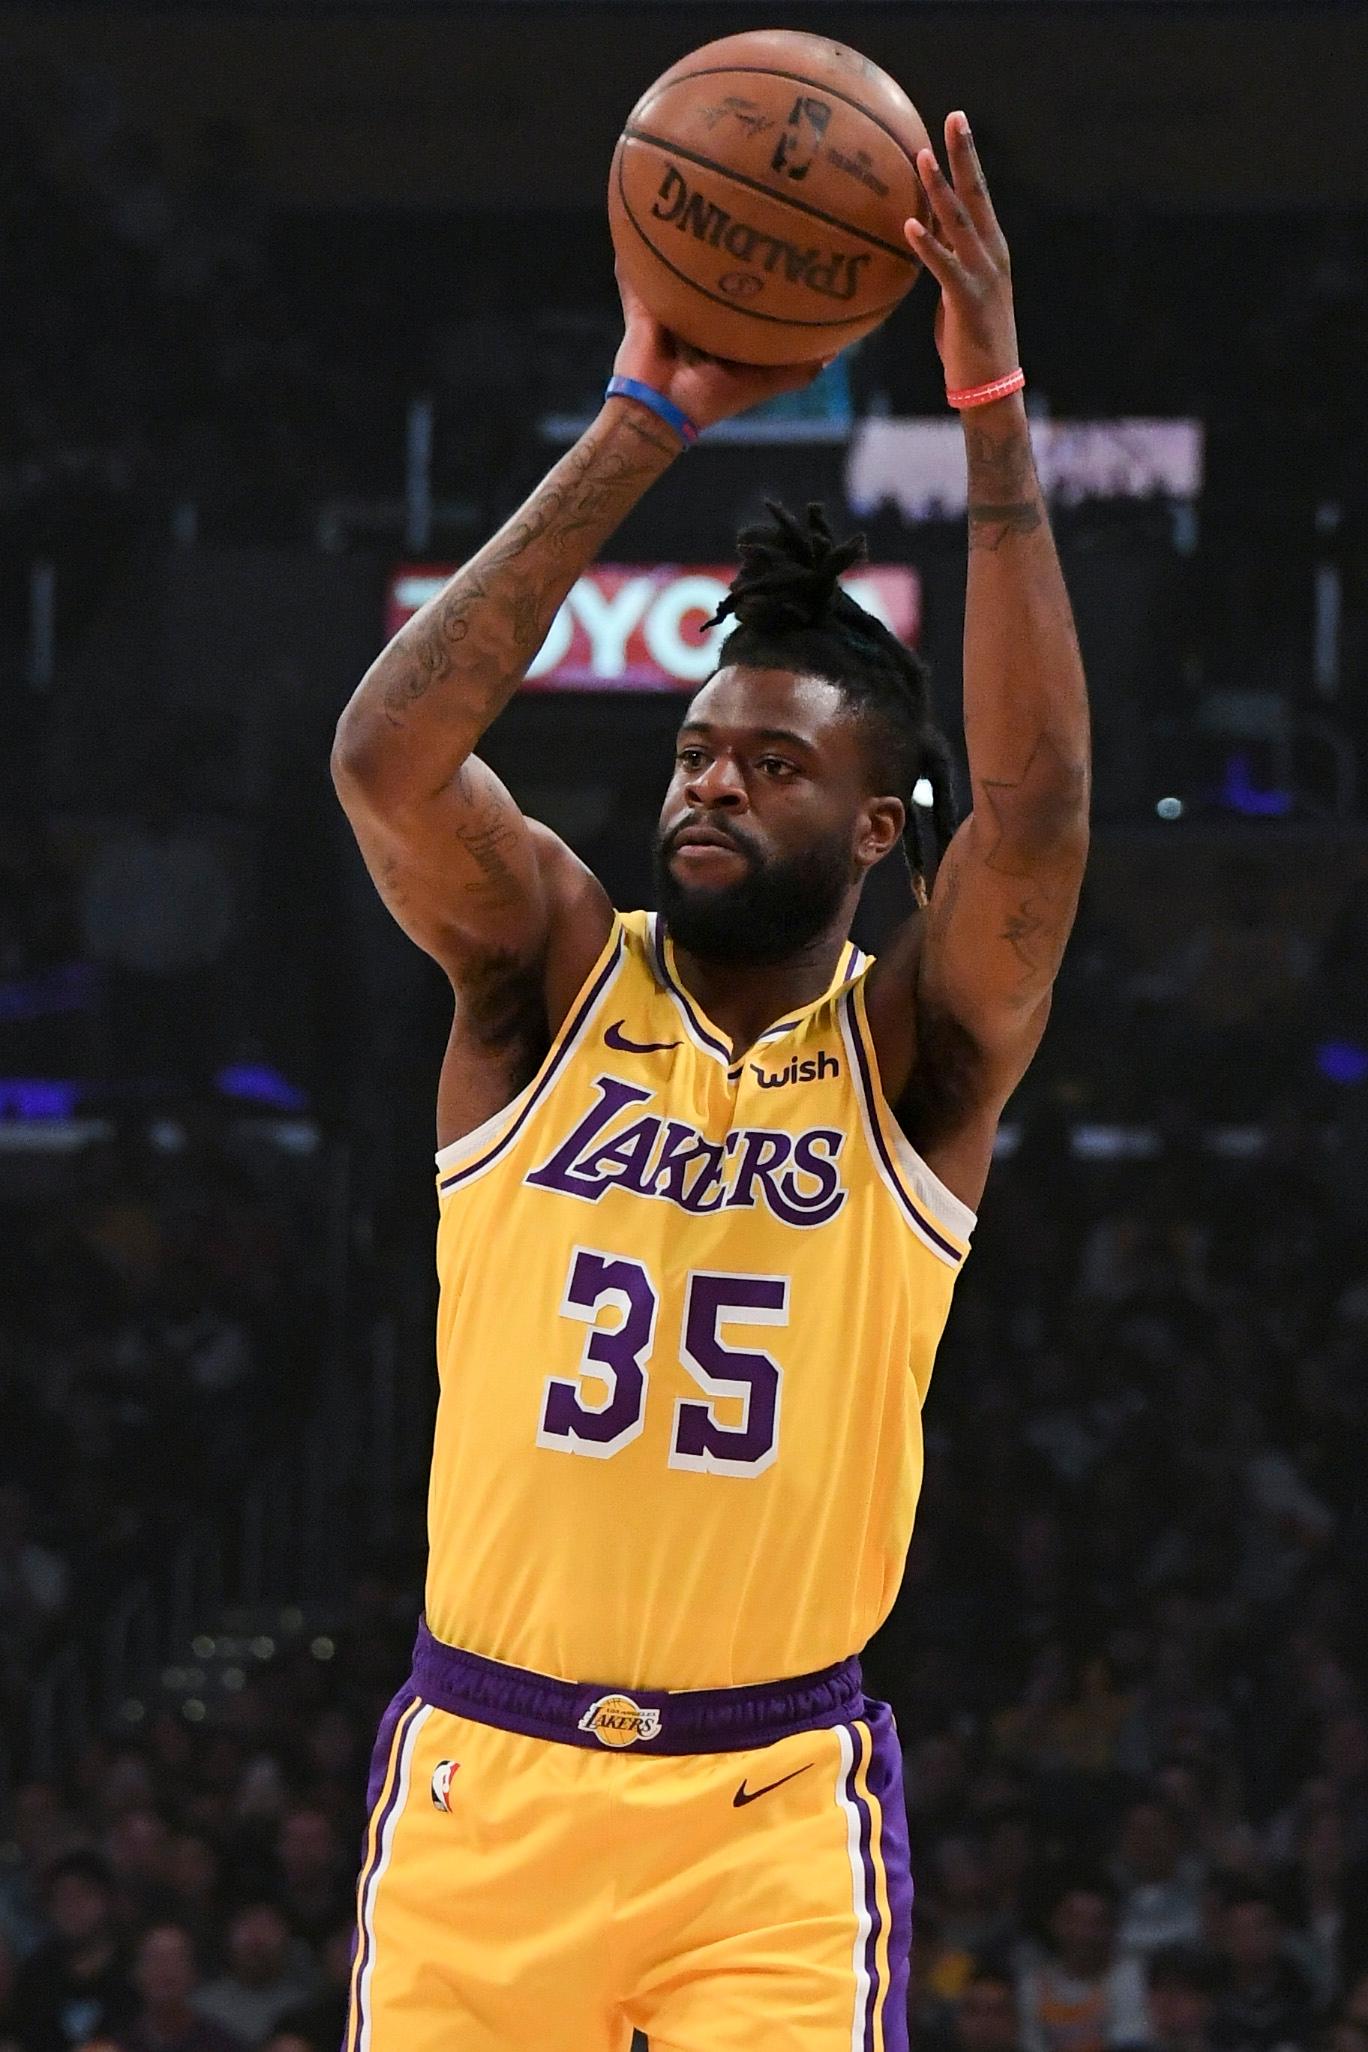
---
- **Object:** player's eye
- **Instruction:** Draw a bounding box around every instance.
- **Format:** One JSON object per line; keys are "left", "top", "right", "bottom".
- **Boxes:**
{"left": 756, "top": 756, "right": 795, "bottom": 778}
{"left": 676, "top": 747, "right": 709, "bottom": 770}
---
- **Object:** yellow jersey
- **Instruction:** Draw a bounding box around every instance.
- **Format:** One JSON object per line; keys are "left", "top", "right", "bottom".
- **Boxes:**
{"left": 427, "top": 909, "right": 974, "bottom": 1691}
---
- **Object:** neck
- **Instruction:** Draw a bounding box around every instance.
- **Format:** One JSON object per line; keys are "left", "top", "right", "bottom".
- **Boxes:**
{"left": 669, "top": 927, "right": 847, "bottom": 1059}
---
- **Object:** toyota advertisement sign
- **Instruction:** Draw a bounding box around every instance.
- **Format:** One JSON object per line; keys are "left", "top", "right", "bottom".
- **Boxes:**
{"left": 385, "top": 563, "right": 921, "bottom": 692}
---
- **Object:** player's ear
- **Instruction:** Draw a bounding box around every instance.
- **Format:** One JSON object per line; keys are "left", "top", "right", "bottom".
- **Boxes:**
{"left": 856, "top": 796, "right": 905, "bottom": 870}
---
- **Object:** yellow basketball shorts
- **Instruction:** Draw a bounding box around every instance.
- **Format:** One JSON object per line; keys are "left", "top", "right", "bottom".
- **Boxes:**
{"left": 344, "top": 1622, "right": 912, "bottom": 2052}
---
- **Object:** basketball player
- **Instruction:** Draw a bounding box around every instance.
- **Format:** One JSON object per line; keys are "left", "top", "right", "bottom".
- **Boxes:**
{"left": 331, "top": 115, "right": 1088, "bottom": 2052}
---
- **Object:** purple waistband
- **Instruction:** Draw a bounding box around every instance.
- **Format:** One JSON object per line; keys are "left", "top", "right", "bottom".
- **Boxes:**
{"left": 409, "top": 1620, "right": 864, "bottom": 1755}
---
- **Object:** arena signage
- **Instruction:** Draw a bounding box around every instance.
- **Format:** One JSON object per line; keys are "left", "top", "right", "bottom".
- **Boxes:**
{"left": 385, "top": 563, "right": 920, "bottom": 691}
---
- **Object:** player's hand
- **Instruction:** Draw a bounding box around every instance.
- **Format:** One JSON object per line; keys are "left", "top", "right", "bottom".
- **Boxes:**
{"left": 904, "top": 112, "right": 1019, "bottom": 397}
{"left": 613, "top": 266, "right": 832, "bottom": 433}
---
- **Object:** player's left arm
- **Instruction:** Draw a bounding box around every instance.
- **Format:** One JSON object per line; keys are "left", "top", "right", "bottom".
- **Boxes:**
{"left": 867, "top": 112, "right": 1090, "bottom": 1207}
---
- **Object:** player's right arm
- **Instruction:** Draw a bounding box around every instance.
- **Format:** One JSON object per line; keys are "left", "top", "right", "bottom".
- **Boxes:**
{"left": 330, "top": 402, "right": 676, "bottom": 995}
{"left": 331, "top": 282, "right": 826, "bottom": 1008}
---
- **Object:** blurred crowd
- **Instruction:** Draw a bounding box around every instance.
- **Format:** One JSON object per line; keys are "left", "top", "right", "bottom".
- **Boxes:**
{"left": 880, "top": 1085, "right": 1368, "bottom": 2052}
{"left": 0, "top": 1596, "right": 398, "bottom": 2052}
{"left": 0, "top": 1106, "right": 327, "bottom": 1730}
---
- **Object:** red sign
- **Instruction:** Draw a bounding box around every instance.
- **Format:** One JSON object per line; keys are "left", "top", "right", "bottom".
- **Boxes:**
{"left": 385, "top": 562, "right": 921, "bottom": 692}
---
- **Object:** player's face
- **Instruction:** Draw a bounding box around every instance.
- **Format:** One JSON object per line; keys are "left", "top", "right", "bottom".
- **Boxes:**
{"left": 652, "top": 665, "right": 890, "bottom": 964}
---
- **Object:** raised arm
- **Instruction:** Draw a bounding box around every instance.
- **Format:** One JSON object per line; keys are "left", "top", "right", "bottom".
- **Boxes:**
{"left": 869, "top": 112, "right": 1090, "bottom": 1205}
{"left": 330, "top": 389, "right": 675, "bottom": 993}
{"left": 331, "top": 280, "right": 825, "bottom": 1002}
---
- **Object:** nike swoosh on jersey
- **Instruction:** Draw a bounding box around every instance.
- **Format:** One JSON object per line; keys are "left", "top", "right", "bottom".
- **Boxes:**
{"left": 732, "top": 1763, "right": 814, "bottom": 1808}
{"left": 603, "top": 1019, "right": 683, "bottom": 1055}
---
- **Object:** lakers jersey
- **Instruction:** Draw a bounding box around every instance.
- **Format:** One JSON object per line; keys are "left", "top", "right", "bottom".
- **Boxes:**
{"left": 426, "top": 910, "right": 974, "bottom": 1692}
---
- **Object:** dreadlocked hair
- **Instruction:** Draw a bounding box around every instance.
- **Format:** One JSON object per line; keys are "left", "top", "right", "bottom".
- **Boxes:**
{"left": 706, "top": 500, "right": 958, "bottom": 900}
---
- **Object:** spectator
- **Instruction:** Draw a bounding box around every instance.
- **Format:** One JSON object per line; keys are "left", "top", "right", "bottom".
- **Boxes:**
{"left": 1209, "top": 1889, "right": 1316, "bottom": 2052}
{"left": 272, "top": 1813, "right": 348, "bottom": 1950}
{"left": 272, "top": 1926, "right": 351, "bottom": 2052}
{"left": 78, "top": 796, "right": 239, "bottom": 1093}
{"left": 0, "top": 1782, "right": 75, "bottom": 1961}
{"left": 1115, "top": 1802, "right": 1206, "bottom": 1960}
{"left": 192, "top": 1905, "right": 317, "bottom": 2050}
{"left": 1018, "top": 1881, "right": 1151, "bottom": 2052}
{"left": 1144, "top": 1945, "right": 1219, "bottom": 2052}
{"left": 11, "top": 1853, "right": 135, "bottom": 2052}
{"left": 163, "top": 1836, "right": 227, "bottom": 1966}
{"left": 0, "top": 1931, "right": 21, "bottom": 2052}
{"left": 106, "top": 1811, "right": 177, "bottom": 1931}
{"left": 954, "top": 1966, "right": 1029, "bottom": 2052}
{"left": 123, "top": 1925, "right": 243, "bottom": 2052}
{"left": 1342, "top": 1975, "right": 1368, "bottom": 2031}
{"left": 1282, "top": 1802, "right": 1348, "bottom": 2009}
{"left": 0, "top": 1484, "right": 69, "bottom": 1648}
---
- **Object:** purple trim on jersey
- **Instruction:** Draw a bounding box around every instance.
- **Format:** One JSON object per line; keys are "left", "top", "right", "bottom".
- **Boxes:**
{"left": 346, "top": 1691, "right": 423, "bottom": 2052}
{"left": 437, "top": 929, "right": 625, "bottom": 1193}
{"left": 651, "top": 916, "right": 733, "bottom": 1062}
{"left": 860, "top": 1699, "right": 913, "bottom": 2052}
{"left": 407, "top": 1618, "right": 863, "bottom": 1754}
{"left": 840, "top": 989, "right": 964, "bottom": 1264}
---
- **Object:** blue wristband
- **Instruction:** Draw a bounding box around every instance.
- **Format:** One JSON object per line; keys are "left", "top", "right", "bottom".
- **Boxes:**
{"left": 605, "top": 375, "right": 699, "bottom": 448}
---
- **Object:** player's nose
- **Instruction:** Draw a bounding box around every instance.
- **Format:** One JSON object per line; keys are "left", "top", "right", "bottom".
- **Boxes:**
{"left": 683, "top": 755, "right": 747, "bottom": 808}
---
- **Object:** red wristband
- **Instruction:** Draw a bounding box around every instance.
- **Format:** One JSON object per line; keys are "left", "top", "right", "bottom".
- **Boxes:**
{"left": 947, "top": 368, "right": 1026, "bottom": 410}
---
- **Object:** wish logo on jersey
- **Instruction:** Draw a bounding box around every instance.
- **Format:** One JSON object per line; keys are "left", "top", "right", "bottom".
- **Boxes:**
{"left": 525, "top": 1074, "right": 847, "bottom": 1226}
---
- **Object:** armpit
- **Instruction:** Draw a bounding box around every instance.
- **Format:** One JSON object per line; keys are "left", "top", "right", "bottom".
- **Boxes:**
{"left": 892, "top": 1003, "right": 986, "bottom": 1155}
{"left": 456, "top": 952, "right": 550, "bottom": 1078}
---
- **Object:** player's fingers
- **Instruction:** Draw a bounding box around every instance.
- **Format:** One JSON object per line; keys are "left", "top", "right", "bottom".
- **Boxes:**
{"left": 945, "top": 111, "right": 1006, "bottom": 251}
{"left": 614, "top": 259, "right": 652, "bottom": 325}
{"left": 915, "top": 146, "right": 979, "bottom": 257}
{"left": 904, "top": 213, "right": 964, "bottom": 289}
{"left": 757, "top": 355, "right": 830, "bottom": 397}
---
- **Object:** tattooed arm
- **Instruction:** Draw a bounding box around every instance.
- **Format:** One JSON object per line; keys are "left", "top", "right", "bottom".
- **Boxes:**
{"left": 331, "top": 403, "right": 674, "bottom": 991}
{"left": 332, "top": 278, "right": 825, "bottom": 1008}
{"left": 869, "top": 113, "right": 1089, "bottom": 1206}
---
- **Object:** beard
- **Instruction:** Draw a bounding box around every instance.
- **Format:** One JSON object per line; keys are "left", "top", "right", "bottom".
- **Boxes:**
{"left": 651, "top": 817, "right": 854, "bottom": 966}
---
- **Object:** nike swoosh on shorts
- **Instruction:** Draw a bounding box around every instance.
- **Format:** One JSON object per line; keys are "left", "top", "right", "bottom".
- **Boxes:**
{"left": 732, "top": 1763, "right": 814, "bottom": 1808}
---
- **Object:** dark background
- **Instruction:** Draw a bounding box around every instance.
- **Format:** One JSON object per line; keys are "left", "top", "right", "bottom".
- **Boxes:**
{"left": 1, "top": 6, "right": 1366, "bottom": 2052}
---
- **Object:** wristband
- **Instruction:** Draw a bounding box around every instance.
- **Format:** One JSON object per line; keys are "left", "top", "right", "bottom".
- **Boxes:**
{"left": 605, "top": 375, "right": 699, "bottom": 448}
{"left": 946, "top": 368, "right": 1026, "bottom": 411}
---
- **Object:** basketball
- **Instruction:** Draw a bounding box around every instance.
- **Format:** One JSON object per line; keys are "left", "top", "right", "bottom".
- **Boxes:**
{"left": 608, "top": 30, "right": 933, "bottom": 366}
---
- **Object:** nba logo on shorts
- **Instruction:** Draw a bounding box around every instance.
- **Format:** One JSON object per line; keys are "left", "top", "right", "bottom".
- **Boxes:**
{"left": 430, "top": 1760, "right": 460, "bottom": 1810}
{"left": 577, "top": 1694, "right": 662, "bottom": 1748}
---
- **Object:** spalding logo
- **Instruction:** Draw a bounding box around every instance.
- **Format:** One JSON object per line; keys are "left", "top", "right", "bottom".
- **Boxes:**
{"left": 577, "top": 1694, "right": 663, "bottom": 1749}
{"left": 430, "top": 1760, "right": 460, "bottom": 1810}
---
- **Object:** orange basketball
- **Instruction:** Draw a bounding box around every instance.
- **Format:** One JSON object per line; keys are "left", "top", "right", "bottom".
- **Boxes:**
{"left": 608, "top": 29, "right": 932, "bottom": 366}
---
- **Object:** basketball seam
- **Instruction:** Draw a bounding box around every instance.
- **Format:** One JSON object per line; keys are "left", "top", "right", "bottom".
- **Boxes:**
{"left": 614, "top": 148, "right": 909, "bottom": 333}
{"left": 622, "top": 127, "right": 918, "bottom": 267}
{"left": 635, "top": 63, "right": 926, "bottom": 176}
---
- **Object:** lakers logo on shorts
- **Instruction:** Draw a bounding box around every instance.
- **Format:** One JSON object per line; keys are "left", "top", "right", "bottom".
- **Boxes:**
{"left": 430, "top": 1760, "right": 460, "bottom": 1810}
{"left": 577, "top": 1694, "right": 662, "bottom": 1748}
